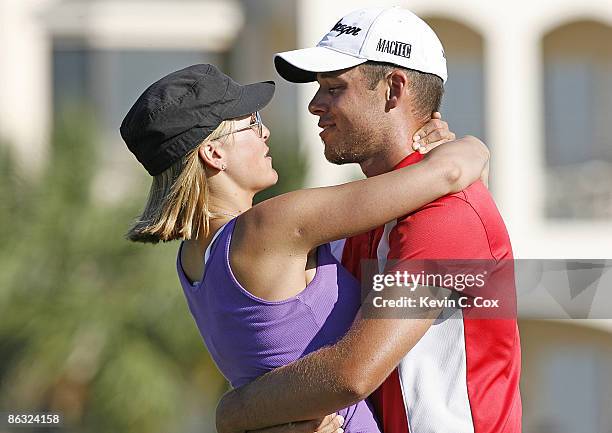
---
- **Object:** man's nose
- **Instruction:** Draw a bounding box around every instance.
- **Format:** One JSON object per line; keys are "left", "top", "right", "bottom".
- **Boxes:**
{"left": 308, "top": 90, "right": 327, "bottom": 116}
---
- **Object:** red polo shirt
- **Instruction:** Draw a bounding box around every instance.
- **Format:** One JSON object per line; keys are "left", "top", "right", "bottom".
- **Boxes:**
{"left": 340, "top": 152, "right": 522, "bottom": 433}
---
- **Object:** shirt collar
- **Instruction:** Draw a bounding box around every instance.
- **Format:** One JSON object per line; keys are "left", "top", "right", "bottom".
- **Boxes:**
{"left": 393, "top": 151, "right": 424, "bottom": 171}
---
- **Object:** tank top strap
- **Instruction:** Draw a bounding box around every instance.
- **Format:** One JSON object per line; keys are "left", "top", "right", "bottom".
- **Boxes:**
{"left": 204, "top": 218, "right": 234, "bottom": 265}
{"left": 176, "top": 218, "right": 236, "bottom": 289}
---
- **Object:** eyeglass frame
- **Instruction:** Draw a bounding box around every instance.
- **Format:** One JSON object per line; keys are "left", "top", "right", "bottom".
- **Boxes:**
{"left": 216, "top": 111, "right": 263, "bottom": 140}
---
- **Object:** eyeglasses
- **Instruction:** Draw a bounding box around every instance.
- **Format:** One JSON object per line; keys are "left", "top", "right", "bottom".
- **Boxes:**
{"left": 217, "top": 112, "right": 263, "bottom": 139}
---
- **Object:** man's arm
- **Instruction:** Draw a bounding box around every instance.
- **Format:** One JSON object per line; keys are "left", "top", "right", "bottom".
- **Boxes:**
{"left": 216, "top": 283, "right": 443, "bottom": 433}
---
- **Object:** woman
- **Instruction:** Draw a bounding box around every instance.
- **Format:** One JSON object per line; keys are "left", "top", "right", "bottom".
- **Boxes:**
{"left": 120, "top": 64, "right": 488, "bottom": 433}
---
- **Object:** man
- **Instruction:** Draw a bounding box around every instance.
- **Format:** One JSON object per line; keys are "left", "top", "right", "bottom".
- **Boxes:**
{"left": 216, "top": 7, "right": 521, "bottom": 433}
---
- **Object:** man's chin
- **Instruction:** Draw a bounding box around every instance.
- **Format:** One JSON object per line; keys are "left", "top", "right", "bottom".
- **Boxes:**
{"left": 324, "top": 149, "right": 355, "bottom": 165}
{"left": 326, "top": 158, "right": 349, "bottom": 165}
{"left": 322, "top": 137, "right": 366, "bottom": 165}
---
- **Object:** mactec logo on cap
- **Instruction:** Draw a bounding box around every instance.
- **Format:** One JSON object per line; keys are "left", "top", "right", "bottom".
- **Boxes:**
{"left": 376, "top": 39, "right": 412, "bottom": 59}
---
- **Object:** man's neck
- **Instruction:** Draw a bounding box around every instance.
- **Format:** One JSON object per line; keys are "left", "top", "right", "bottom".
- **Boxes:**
{"left": 359, "top": 147, "right": 413, "bottom": 177}
{"left": 359, "top": 124, "right": 422, "bottom": 178}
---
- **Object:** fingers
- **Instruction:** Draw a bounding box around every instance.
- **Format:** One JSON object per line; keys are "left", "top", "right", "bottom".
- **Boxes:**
{"left": 413, "top": 132, "right": 456, "bottom": 154}
{"left": 416, "top": 137, "right": 454, "bottom": 154}
{"left": 412, "top": 118, "right": 455, "bottom": 152}
{"left": 413, "top": 118, "right": 448, "bottom": 140}
{"left": 314, "top": 414, "right": 344, "bottom": 433}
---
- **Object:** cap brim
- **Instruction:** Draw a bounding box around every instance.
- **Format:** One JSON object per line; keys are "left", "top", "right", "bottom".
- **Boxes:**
{"left": 225, "top": 80, "right": 275, "bottom": 118}
{"left": 274, "top": 47, "right": 367, "bottom": 83}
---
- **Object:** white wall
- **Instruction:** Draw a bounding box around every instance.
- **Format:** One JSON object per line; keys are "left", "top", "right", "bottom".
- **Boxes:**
{"left": 0, "top": 0, "right": 55, "bottom": 176}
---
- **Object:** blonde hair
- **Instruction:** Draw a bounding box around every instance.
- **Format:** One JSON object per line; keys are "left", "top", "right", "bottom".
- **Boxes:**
{"left": 126, "top": 120, "right": 235, "bottom": 243}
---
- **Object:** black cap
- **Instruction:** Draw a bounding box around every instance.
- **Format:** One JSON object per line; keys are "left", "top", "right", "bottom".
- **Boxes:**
{"left": 120, "top": 64, "right": 275, "bottom": 176}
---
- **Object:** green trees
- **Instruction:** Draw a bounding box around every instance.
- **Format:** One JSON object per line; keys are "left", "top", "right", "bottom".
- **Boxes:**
{"left": 0, "top": 113, "right": 226, "bottom": 433}
{"left": 0, "top": 106, "right": 307, "bottom": 432}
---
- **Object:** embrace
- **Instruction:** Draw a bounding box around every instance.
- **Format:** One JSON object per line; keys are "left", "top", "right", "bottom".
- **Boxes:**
{"left": 121, "top": 7, "right": 521, "bottom": 433}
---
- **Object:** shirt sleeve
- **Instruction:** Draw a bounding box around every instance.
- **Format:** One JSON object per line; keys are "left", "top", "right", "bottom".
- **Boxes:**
{"left": 384, "top": 193, "right": 505, "bottom": 299}
{"left": 387, "top": 193, "right": 495, "bottom": 261}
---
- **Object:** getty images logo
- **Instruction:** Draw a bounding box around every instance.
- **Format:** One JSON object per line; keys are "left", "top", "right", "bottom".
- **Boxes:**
{"left": 331, "top": 20, "right": 362, "bottom": 37}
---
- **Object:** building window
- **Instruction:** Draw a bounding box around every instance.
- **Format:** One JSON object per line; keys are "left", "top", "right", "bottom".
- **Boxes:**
{"left": 424, "top": 19, "right": 486, "bottom": 143}
{"left": 52, "top": 46, "right": 221, "bottom": 139}
{"left": 543, "top": 21, "right": 612, "bottom": 219}
{"left": 536, "top": 349, "right": 603, "bottom": 433}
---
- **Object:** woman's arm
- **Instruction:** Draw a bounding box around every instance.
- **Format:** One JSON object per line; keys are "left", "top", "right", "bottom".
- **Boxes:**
{"left": 241, "top": 135, "right": 488, "bottom": 253}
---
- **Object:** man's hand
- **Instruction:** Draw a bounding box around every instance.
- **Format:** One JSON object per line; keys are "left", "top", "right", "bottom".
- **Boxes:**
{"left": 412, "top": 112, "right": 456, "bottom": 154}
{"left": 248, "top": 414, "right": 345, "bottom": 433}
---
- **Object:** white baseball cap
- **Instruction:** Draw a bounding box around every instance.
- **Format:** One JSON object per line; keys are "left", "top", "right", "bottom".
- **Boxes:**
{"left": 274, "top": 7, "right": 447, "bottom": 83}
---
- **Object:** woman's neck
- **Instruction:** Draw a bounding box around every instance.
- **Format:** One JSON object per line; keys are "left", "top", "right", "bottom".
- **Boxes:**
{"left": 207, "top": 181, "right": 255, "bottom": 217}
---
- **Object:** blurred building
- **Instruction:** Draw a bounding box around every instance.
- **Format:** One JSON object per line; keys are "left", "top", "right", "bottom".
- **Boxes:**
{"left": 0, "top": 0, "right": 300, "bottom": 202}
{"left": 2, "top": 0, "right": 611, "bottom": 256}
{"left": 0, "top": 0, "right": 611, "bottom": 432}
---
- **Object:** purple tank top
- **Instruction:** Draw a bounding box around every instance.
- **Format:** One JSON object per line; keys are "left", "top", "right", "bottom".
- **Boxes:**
{"left": 177, "top": 218, "right": 381, "bottom": 433}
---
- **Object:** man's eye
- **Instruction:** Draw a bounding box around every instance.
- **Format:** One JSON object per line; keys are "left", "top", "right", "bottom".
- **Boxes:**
{"left": 328, "top": 87, "right": 342, "bottom": 94}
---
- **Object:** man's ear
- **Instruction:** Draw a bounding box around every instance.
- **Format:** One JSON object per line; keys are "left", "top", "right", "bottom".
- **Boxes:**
{"left": 385, "top": 70, "right": 409, "bottom": 111}
{"left": 198, "top": 141, "right": 226, "bottom": 172}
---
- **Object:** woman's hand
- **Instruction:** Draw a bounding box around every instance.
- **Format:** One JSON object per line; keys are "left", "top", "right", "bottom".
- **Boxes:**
{"left": 412, "top": 112, "right": 456, "bottom": 154}
{"left": 424, "top": 135, "right": 490, "bottom": 193}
